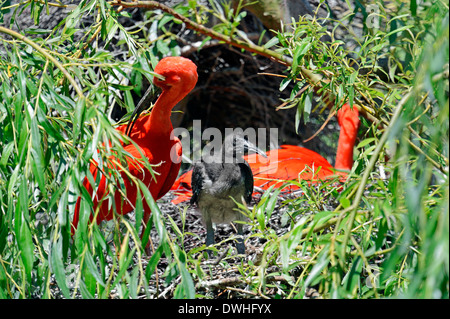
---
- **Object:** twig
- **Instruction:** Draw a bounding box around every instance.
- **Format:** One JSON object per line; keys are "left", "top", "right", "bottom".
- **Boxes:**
{"left": 224, "top": 286, "right": 258, "bottom": 297}
{"left": 158, "top": 277, "right": 181, "bottom": 298}
{"left": 0, "top": 0, "right": 73, "bottom": 10}
{"left": 180, "top": 39, "right": 221, "bottom": 56}
{"left": 303, "top": 109, "right": 337, "bottom": 143}
{"left": 202, "top": 247, "right": 230, "bottom": 266}
{"left": 196, "top": 275, "right": 290, "bottom": 289}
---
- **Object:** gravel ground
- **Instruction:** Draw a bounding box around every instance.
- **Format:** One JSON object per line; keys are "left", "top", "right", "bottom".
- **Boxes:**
{"left": 138, "top": 184, "right": 335, "bottom": 298}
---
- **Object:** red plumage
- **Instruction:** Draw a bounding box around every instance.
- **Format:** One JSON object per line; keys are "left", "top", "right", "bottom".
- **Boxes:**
{"left": 72, "top": 57, "right": 198, "bottom": 238}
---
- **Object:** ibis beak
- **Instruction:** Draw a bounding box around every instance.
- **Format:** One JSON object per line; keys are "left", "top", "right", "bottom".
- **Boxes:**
{"left": 125, "top": 85, "right": 162, "bottom": 136}
{"left": 244, "top": 139, "right": 268, "bottom": 158}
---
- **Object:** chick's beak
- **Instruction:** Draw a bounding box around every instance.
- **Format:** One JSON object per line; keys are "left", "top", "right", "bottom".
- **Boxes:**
{"left": 244, "top": 140, "right": 268, "bottom": 158}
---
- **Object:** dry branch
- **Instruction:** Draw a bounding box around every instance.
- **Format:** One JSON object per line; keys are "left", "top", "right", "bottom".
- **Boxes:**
{"left": 196, "top": 275, "right": 291, "bottom": 289}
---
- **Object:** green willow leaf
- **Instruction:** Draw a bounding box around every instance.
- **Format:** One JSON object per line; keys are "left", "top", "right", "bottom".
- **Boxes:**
{"left": 50, "top": 237, "right": 70, "bottom": 298}
{"left": 14, "top": 177, "right": 34, "bottom": 284}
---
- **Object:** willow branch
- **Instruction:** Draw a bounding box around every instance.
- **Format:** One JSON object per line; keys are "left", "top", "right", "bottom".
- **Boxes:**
{"left": 110, "top": 4, "right": 340, "bottom": 100}
{"left": 340, "top": 90, "right": 412, "bottom": 255}
{"left": 0, "top": 26, "right": 85, "bottom": 99}
{"left": 110, "top": 1, "right": 291, "bottom": 63}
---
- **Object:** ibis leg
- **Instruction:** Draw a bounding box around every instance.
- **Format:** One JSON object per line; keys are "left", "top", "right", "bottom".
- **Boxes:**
{"left": 236, "top": 223, "right": 245, "bottom": 254}
{"left": 205, "top": 216, "right": 214, "bottom": 256}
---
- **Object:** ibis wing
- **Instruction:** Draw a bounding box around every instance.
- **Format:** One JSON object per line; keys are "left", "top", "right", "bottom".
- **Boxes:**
{"left": 240, "top": 162, "right": 254, "bottom": 204}
{"left": 157, "top": 138, "right": 182, "bottom": 199}
{"left": 190, "top": 163, "right": 204, "bottom": 205}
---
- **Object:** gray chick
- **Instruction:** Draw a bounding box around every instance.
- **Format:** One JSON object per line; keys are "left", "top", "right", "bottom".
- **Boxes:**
{"left": 190, "top": 133, "right": 266, "bottom": 255}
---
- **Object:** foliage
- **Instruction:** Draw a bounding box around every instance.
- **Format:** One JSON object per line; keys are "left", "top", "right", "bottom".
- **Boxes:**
{"left": 0, "top": 0, "right": 448, "bottom": 299}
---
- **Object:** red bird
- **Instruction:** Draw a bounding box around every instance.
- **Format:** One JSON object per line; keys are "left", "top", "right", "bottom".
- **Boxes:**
{"left": 72, "top": 57, "right": 198, "bottom": 242}
{"left": 170, "top": 103, "right": 360, "bottom": 203}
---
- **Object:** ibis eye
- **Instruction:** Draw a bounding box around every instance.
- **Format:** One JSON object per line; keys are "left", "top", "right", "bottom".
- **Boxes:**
{"left": 154, "top": 74, "right": 165, "bottom": 82}
{"left": 169, "top": 75, "right": 181, "bottom": 83}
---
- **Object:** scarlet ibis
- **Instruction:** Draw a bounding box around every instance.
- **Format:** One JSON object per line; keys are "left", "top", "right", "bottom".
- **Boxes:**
{"left": 190, "top": 133, "right": 267, "bottom": 255}
{"left": 72, "top": 57, "right": 198, "bottom": 248}
{"left": 170, "top": 103, "right": 360, "bottom": 202}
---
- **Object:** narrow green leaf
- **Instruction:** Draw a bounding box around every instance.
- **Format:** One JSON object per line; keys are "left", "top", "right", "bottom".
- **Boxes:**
{"left": 304, "top": 248, "right": 330, "bottom": 289}
{"left": 356, "top": 138, "right": 376, "bottom": 149}
{"left": 84, "top": 249, "right": 105, "bottom": 287}
{"left": 0, "top": 264, "right": 8, "bottom": 298}
{"left": 385, "top": 25, "right": 413, "bottom": 39}
{"left": 295, "top": 100, "right": 303, "bottom": 135}
{"left": 265, "top": 187, "right": 281, "bottom": 221}
{"left": 50, "top": 237, "right": 70, "bottom": 298}
{"left": 145, "top": 245, "right": 163, "bottom": 281}
{"left": 0, "top": 142, "right": 14, "bottom": 168}
{"left": 179, "top": 262, "right": 195, "bottom": 298}
{"left": 303, "top": 93, "right": 312, "bottom": 123}
{"left": 263, "top": 36, "right": 279, "bottom": 49}
{"left": 17, "top": 68, "right": 27, "bottom": 102}
{"left": 134, "top": 190, "right": 143, "bottom": 233}
{"left": 15, "top": 178, "right": 34, "bottom": 283}
{"left": 73, "top": 98, "right": 86, "bottom": 144}
{"left": 0, "top": 211, "right": 7, "bottom": 254}
{"left": 292, "top": 41, "right": 312, "bottom": 72}
{"left": 129, "top": 266, "right": 140, "bottom": 299}
{"left": 339, "top": 197, "right": 351, "bottom": 209}
{"left": 36, "top": 107, "right": 65, "bottom": 142}
{"left": 57, "top": 189, "right": 68, "bottom": 226}
{"left": 82, "top": 261, "right": 97, "bottom": 297}
{"left": 30, "top": 115, "right": 47, "bottom": 198}
{"left": 279, "top": 77, "right": 292, "bottom": 91}
{"left": 138, "top": 180, "right": 166, "bottom": 242}
{"left": 280, "top": 240, "right": 290, "bottom": 271}
{"left": 78, "top": 279, "right": 95, "bottom": 299}
{"left": 342, "top": 256, "right": 363, "bottom": 293}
